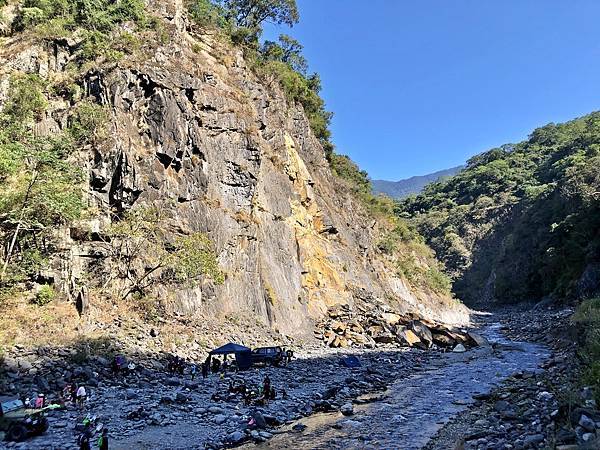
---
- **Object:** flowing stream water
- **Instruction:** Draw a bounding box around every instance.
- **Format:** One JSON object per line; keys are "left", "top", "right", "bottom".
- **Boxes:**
{"left": 245, "top": 322, "right": 550, "bottom": 450}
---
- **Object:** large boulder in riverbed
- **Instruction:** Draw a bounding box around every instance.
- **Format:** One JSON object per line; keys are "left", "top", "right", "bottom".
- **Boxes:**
{"left": 432, "top": 332, "right": 457, "bottom": 348}
{"left": 410, "top": 321, "right": 433, "bottom": 348}
{"left": 468, "top": 332, "right": 489, "bottom": 347}
{"left": 396, "top": 327, "right": 421, "bottom": 347}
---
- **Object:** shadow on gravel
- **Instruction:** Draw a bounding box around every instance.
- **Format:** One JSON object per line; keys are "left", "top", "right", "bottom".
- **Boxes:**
{"left": 1, "top": 335, "right": 436, "bottom": 449}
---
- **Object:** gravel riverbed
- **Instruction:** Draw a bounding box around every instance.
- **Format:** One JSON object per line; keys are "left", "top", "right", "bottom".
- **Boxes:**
{"left": 4, "top": 308, "right": 597, "bottom": 450}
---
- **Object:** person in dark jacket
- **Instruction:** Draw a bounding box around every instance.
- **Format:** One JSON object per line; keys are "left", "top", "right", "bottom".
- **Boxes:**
{"left": 77, "top": 422, "right": 92, "bottom": 450}
{"left": 97, "top": 428, "right": 108, "bottom": 450}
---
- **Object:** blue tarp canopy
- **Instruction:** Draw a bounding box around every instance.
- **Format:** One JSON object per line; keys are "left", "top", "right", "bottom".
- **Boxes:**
{"left": 209, "top": 343, "right": 252, "bottom": 370}
{"left": 210, "top": 343, "right": 251, "bottom": 355}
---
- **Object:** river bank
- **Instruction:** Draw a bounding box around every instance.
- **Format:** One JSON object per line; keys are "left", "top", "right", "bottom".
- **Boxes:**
{"left": 3, "top": 307, "right": 596, "bottom": 450}
{"left": 239, "top": 316, "right": 550, "bottom": 450}
{"left": 1, "top": 342, "right": 441, "bottom": 449}
{"left": 426, "top": 306, "right": 600, "bottom": 450}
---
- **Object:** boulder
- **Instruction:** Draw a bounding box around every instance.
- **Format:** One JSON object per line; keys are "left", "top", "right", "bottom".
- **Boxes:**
{"left": 432, "top": 332, "right": 456, "bottom": 348}
{"left": 175, "top": 392, "right": 189, "bottom": 403}
{"left": 252, "top": 411, "right": 267, "bottom": 429}
{"left": 452, "top": 344, "right": 466, "bottom": 353}
{"left": 213, "top": 414, "right": 227, "bottom": 425}
{"left": 345, "top": 331, "right": 370, "bottom": 345}
{"left": 331, "top": 321, "right": 347, "bottom": 333}
{"left": 208, "top": 406, "right": 224, "bottom": 414}
{"left": 410, "top": 321, "right": 433, "bottom": 348}
{"left": 292, "top": 423, "right": 307, "bottom": 432}
{"left": 331, "top": 336, "right": 349, "bottom": 348}
{"left": 367, "top": 325, "right": 384, "bottom": 336}
{"left": 340, "top": 403, "right": 354, "bottom": 416}
{"left": 227, "top": 431, "right": 246, "bottom": 444}
{"left": 19, "top": 360, "right": 33, "bottom": 371}
{"left": 373, "top": 333, "right": 396, "bottom": 344}
{"left": 579, "top": 414, "right": 596, "bottom": 432}
{"left": 348, "top": 320, "right": 364, "bottom": 333}
{"left": 381, "top": 312, "right": 402, "bottom": 325}
{"left": 397, "top": 328, "right": 421, "bottom": 347}
{"left": 468, "top": 332, "right": 489, "bottom": 347}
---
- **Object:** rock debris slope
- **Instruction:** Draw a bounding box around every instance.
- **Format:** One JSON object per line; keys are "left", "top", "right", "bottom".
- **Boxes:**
{"left": 0, "top": 0, "right": 468, "bottom": 339}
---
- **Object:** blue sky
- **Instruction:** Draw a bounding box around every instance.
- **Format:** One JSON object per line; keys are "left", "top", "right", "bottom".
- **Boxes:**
{"left": 264, "top": 0, "right": 600, "bottom": 180}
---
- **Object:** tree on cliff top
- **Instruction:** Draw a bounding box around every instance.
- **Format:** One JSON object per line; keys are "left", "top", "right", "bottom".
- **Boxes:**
{"left": 217, "top": 0, "right": 298, "bottom": 29}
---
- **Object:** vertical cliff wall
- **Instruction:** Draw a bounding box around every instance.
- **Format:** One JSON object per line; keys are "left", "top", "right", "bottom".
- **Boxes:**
{"left": 0, "top": 0, "right": 469, "bottom": 339}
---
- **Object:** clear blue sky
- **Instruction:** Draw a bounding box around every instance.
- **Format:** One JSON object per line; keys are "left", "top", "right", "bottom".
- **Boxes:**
{"left": 264, "top": 0, "right": 600, "bottom": 180}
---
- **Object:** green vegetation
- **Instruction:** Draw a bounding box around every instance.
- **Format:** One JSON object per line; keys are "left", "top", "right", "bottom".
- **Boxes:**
{"left": 10, "top": 0, "right": 148, "bottom": 62}
{"left": 188, "top": 0, "right": 298, "bottom": 45}
{"left": 14, "top": 0, "right": 147, "bottom": 33}
{"left": 0, "top": 74, "right": 87, "bottom": 286}
{"left": 104, "top": 206, "right": 224, "bottom": 300}
{"left": 33, "top": 284, "right": 56, "bottom": 306}
{"left": 572, "top": 298, "right": 600, "bottom": 403}
{"left": 398, "top": 113, "right": 600, "bottom": 304}
{"left": 257, "top": 35, "right": 334, "bottom": 156}
{"left": 68, "top": 101, "right": 108, "bottom": 144}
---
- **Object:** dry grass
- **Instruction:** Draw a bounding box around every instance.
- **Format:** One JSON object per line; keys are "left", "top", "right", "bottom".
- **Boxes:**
{"left": 0, "top": 296, "right": 81, "bottom": 350}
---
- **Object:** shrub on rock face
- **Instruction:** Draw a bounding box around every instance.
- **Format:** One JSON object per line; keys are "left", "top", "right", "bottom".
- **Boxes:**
{"left": 104, "top": 206, "right": 224, "bottom": 299}
{"left": 0, "top": 75, "right": 87, "bottom": 286}
{"left": 33, "top": 284, "right": 56, "bottom": 306}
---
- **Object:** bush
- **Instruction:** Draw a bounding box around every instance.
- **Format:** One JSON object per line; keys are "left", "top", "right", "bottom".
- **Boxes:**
{"left": 33, "top": 284, "right": 56, "bottom": 306}
{"left": 12, "top": 0, "right": 148, "bottom": 64}
{"left": 188, "top": 0, "right": 228, "bottom": 28}
{"left": 1, "top": 74, "right": 47, "bottom": 124}
{"left": 572, "top": 298, "right": 600, "bottom": 403}
{"left": 68, "top": 101, "right": 108, "bottom": 144}
{"left": 0, "top": 73, "right": 86, "bottom": 287}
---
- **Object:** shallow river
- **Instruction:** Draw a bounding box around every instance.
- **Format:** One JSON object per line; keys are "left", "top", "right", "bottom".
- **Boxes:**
{"left": 245, "top": 322, "right": 549, "bottom": 450}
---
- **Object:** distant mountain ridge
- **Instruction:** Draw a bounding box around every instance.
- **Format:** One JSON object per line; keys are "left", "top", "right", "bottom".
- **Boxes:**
{"left": 372, "top": 166, "right": 464, "bottom": 199}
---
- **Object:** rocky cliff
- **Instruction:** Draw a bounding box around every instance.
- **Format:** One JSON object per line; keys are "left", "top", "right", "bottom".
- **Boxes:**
{"left": 0, "top": 0, "right": 468, "bottom": 345}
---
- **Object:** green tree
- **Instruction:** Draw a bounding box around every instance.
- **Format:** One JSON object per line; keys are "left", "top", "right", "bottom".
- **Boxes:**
{"left": 261, "top": 34, "right": 307, "bottom": 74}
{"left": 217, "top": 0, "right": 298, "bottom": 29}
{"left": 104, "top": 207, "right": 223, "bottom": 299}
{"left": 0, "top": 74, "right": 87, "bottom": 283}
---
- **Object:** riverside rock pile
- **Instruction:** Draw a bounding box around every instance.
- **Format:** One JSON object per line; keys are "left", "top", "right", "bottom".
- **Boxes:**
{"left": 316, "top": 304, "right": 480, "bottom": 351}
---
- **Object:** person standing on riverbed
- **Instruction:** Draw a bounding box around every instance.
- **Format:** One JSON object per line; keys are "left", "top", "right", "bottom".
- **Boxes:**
{"left": 97, "top": 428, "right": 109, "bottom": 450}
{"left": 76, "top": 385, "right": 87, "bottom": 409}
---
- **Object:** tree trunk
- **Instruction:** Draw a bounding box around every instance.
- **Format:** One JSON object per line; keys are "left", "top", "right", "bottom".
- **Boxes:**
{"left": 1, "top": 170, "right": 38, "bottom": 281}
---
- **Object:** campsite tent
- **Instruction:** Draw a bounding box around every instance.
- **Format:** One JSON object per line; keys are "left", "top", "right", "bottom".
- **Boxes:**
{"left": 209, "top": 343, "right": 252, "bottom": 370}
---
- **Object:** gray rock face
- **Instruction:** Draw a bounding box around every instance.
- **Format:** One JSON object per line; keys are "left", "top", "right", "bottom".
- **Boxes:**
{"left": 0, "top": 2, "right": 469, "bottom": 340}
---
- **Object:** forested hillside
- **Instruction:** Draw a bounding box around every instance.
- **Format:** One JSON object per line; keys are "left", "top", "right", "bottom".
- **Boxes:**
{"left": 398, "top": 113, "right": 600, "bottom": 305}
